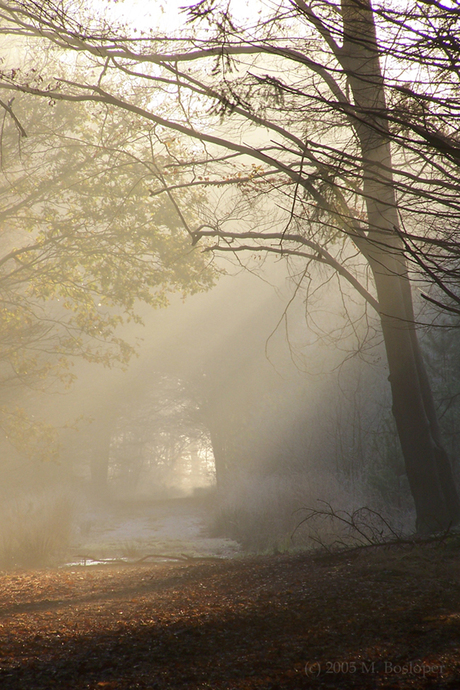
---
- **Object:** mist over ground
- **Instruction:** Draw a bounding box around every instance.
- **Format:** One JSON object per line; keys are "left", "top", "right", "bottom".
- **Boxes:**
{"left": 0, "top": 254, "right": 419, "bottom": 567}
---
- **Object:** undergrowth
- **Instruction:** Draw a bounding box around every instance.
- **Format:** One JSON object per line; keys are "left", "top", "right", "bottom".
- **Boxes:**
{"left": 210, "top": 471, "right": 414, "bottom": 552}
{"left": 0, "top": 491, "right": 74, "bottom": 568}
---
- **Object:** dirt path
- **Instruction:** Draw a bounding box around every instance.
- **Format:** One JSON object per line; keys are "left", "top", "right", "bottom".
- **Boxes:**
{"left": 1, "top": 544, "right": 460, "bottom": 688}
{"left": 71, "top": 496, "right": 240, "bottom": 565}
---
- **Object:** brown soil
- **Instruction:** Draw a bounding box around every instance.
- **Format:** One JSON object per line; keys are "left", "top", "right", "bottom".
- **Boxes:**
{"left": 1, "top": 544, "right": 460, "bottom": 689}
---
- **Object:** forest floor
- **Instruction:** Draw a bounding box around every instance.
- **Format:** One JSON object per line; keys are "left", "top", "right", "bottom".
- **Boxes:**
{"left": 1, "top": 540, "right": 460, "bottom": 689}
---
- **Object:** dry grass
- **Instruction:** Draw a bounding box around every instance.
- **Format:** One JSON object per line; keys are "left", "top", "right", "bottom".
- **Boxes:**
{"left": 0, "top": 491, "right": 74, "bottom": 568}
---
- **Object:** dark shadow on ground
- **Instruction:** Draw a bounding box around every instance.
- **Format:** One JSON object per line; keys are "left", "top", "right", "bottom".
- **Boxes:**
{"left": 0, "top": 549, "right": 460, "bottom": 689}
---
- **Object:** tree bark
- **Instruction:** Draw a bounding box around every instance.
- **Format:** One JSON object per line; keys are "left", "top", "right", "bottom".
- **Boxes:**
{"left": 340, "top": 0, "right": 460, "bottom": 532}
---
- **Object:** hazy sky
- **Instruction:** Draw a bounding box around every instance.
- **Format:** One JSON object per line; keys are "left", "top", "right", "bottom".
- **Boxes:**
{"left": 103, "top": 0, "right": 255, "bottom": 34}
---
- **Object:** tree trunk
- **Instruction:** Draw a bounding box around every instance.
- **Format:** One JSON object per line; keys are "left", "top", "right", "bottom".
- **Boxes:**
{"left": 340, "top": 0, "right": 460, "bottom": 532}
{"left": 207, "top": 422, "right": 231, "bottom": 490}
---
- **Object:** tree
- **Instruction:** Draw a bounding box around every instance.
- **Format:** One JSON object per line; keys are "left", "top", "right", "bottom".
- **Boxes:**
{"left": 0, "top": 85, "right": 215, "bottom": 460}
{"left": 2, "top": 0, "right": 460, "bottom": 530}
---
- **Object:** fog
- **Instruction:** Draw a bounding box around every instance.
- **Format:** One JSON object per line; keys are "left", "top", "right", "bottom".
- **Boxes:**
{"left": 0, "top": 87, "right": 425, "bottom": 565}
{"left": 0, "top": 247, "right": 415, "bottom": 567}
{"left": 0, "top": 18, "right": 445, "bottom": 562}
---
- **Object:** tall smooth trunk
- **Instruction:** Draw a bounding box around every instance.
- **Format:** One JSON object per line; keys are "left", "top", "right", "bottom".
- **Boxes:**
{"left": 340, "top": 0, "right": 460, "bottom": 531}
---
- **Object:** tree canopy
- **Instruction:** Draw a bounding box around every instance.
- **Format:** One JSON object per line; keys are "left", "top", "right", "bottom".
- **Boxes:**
{"left": 0, "top": 76, "right": 215, "bottom": 458}
{"left": 1, "top": 0, "right": 458, "bottom": 310}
